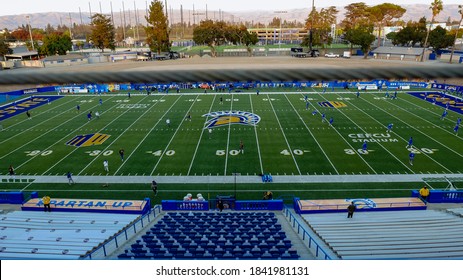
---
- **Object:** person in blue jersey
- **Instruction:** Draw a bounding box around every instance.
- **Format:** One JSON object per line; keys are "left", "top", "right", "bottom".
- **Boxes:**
{"left": 312, "top": 110, "right": 318, "bottom": 116}
{"left": 321, "top": 112, "right": 326, "bottom": 122}
{"left": 440, "top": 109, "right": 448, "bottom": 120}
{"left": 457, "top": 118, "right": 461, "bottom": 125}
{"left": 454, "top": 124, "right": 459, "bottom": 135}
{"left": 432, "top": 97, "right": 437, "bottom": 105}
{"left": 406, "top": 136, "right": 413, "bottom": 148}
{"left": 306, "top": 101, "right": 310, "bottom": 110}
{"left": 409, "top": 152, "right": 415, "bottom": 166}
{"left": 362, "top": 141, "right": 368, "bottom": 152}
{"left": 329, "top": 117, "right": 334, "bottom": 126}
{"left": 356, "top": 91, "right": 360, "bottom": 98}
{"left": 87, "top": 111, "right": 92, "bottom": 121}
{"left": 128, "top": 92, "right": 131, "bottom": 98}
{"left": 446, "top": 102, "right": 450, "bottom": 109}
{"left": 385, "top": 91, "right": 390, "bottom": 98}
{"left": 119, "top": 148, "right": 125, "bottom": 161}
{"left": 304, "top": 95, "right": 308, "bottom": 101}
{"left": 66, "top": 171, "right": 75, "bottom": 185}
{"left": 386, "top": 123, "right": 393, "bottom": 132}
{"left": 323, "top": 88, "right": 327, "bottom": 94}
{"left": 99, "top": 98, "right": 103, "bottom": 106}
{"left": 76, "top": 104, "right": 80, "bottom": 113}
{"left": 393, "top": 91, "right": 398, "bottom": 99}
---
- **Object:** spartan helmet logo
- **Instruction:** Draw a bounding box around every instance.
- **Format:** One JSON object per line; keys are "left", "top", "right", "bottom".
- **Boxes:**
{"left": 202, "top": 111, "right": 261, "bottom": 129}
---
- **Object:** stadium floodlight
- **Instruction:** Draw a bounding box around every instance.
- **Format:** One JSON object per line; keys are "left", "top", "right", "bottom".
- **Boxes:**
{"left": 449, "top": 5, "right": 463, "bottom": 64}
{"left": 25, "top": 15, "right": 35, "bottom": 51}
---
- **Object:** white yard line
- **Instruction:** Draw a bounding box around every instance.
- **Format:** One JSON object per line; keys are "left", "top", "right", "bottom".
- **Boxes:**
{"left": 150, "top": 95, "right": 200, "bottom": 176}
{"left": 314, "top": 90, "right": 414, "bottom": 173}
{"left": 114, "top": 95, "right": 182, "bottom": 175}
{"left": 267, "top": 94, "right": 301, "bottom": 175}
{"left": 2, "top": 96, "right": 118, "bottom": 163}
{"left": 224, "top": 94, "right": 234, "bottom": 175}
{"left": 187, "top": 95, "right": 217, "bottom": 175}
{"left": 283, "top": 94, "right": 340, "bottom": 175}
{"left": 249, "top": 94, "right": 264, "bottom": 175}
{"left": 364, "top": 95, "right": 463, "bottom": 159}
{"left": 340, "top": 93, "right": 452, "bottom": 173}
{"left": 40, "top": 96, "right": 150, "bottom": 175}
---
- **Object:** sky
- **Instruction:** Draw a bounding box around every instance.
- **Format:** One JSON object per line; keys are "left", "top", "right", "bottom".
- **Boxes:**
{"left": 1, "top": 0, "right": 462, "bottom": 17}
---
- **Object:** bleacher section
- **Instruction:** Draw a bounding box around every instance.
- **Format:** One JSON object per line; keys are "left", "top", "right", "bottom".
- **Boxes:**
{"left": 118, "top": 211, "right": 300, "bottom": 260}
{"left": 302, "top": 209, "right": 463, "bottom": 260}
{"left": 0, "top": 211, "right": 139, "bottom": 259}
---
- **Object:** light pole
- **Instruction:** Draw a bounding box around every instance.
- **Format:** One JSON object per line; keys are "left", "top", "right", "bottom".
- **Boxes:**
{"left": 274, "top": 10, "right": 287, "bottom": 48}
{"left": 25, "top": 15, "right": 34, "bottom": 50}
{"left": 449, "top": 5, "right": 463, "bottom": 64}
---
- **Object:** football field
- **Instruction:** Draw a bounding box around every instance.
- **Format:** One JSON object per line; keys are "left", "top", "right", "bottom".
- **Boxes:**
{"left": 1, "top": 88, "right": 462, "bottom": 180}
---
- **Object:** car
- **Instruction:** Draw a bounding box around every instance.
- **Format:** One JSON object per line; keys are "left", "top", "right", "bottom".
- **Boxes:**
{"left": 324, "top": 52, "right": 340, "bottom": 58}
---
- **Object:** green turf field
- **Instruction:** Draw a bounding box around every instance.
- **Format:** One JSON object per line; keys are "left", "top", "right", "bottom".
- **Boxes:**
{"left": 1, "top": 87, "right": 462, "bottom": 202}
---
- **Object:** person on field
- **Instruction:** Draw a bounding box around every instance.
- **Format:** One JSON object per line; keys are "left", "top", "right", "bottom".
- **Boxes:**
{"left": 151, "top": 180, "right": 158, "bottom": 196}
{"left": 347, "top": 202, "right": 356, "bottom": 218}
{"left": 419, "top": 186, "right": 430, "bottom": 203}
{"left": 67, "top": 171, "right": 75, "bottom": 185}
{"left": 103, "top": 160, "right": 109, "bottom": 173}
{"left": 119, "top": 148, "right": 125, "bottom": 161}
{"left": 409, "top": 152, "right": 415, "bottom": 166}
{"left": 42, "top": 195, "right": 51, "bottom": 212}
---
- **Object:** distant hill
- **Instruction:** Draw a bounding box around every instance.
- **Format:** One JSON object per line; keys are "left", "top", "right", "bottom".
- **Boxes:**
{"left": 0, "top": 4, "right": 461, "bottom": 31}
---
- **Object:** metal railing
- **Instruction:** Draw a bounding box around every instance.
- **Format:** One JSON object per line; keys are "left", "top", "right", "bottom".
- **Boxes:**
{"left": 80, "top": 205, "right": 162, "bottom": 260}
{"left": 283, "top": 207, "right": 333, "bottom": 260}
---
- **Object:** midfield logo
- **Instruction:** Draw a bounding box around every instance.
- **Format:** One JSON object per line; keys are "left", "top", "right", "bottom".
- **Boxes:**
{"left": 202, "top": 111, "right": 261, "bottom": 129}
{"left": 318, "top": 101, "right": 347, "bottom": 108}
{"left": 66, "top": 133, "right": 111, "bottom": 147}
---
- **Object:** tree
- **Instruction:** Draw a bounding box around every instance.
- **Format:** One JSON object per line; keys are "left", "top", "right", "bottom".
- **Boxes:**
{"left": 369, "top": 3, "right": 406, "bottom": 47}
{"left": 421, "top": 0, "right": 443, "bottom": 61}
{"left": 0, "top": 38, "right": 13, "bottom": 57}
{"left": 302, "top": 6, "right": 339, "bottom": 52}
{"left": 193, "top": 20, "right": 231, "bottom": 57}
{"left": 233, "top": 25, "right": 259, "bottom": 56}
{"left": 145, "top": 0, "right": 170, "bottom": 54}
{"left": 38, "top": 32, "right": 72, "bottom": 56}
{"left": 346, "top": 25, "right": 376, "bottom": 58}
{"left": 428, "top": 26, "right": 454, "bottom": 53}
{"left": 392, "top": 18, "right": 427, "bottom": 47}
{"left": 342, "top": 2, "right": 371, "bottom": 53}
{"left": 89, "top": 13, "right": 115, "bottom": 52}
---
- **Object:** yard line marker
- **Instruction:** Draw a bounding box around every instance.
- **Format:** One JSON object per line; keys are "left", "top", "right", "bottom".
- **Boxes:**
{"left": 267, "top": 94, "right": 301, "bottom": 175}
{"left": 283, "top": 94, "right": 338, "bottom": 175}
{"left": 150, "top": 95, "right": 200, "bottom": 176}
{"left": 187, "top": 95, "right": 217, "bottom": 175}
{"left": 115, "top": 95, "right": 183, "bottom": 175}
{"left": 249, "top": 94, "right": 264, "bottom": 175}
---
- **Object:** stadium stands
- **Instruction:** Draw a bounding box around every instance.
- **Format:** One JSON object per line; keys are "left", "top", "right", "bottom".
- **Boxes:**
{"left": 302, "top": 209, "right": 463, "bottom": 259}
{"left": 118, "top": 211, "right": 300, "bottom": 260}
{"left": 0, "top": 211, "right": 139, "bottom": 259}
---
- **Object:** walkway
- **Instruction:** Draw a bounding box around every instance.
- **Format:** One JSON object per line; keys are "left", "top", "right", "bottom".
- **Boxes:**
{"left": 3, "top": 173, "right": 463, "bottom": 184}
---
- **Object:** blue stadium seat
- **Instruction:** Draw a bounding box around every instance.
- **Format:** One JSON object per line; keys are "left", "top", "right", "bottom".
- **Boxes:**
{"left": 241, "top": 251, "right": 254, "bottom": 259}
{"left": 250, "top": 246, "right": 262, "bottom": 257}
{"left": 213, "top": 246, "right": 225, "bottom": 258}
{"left": 221, "top": 251, "right": 235, "bottom": 260}
{"left": 259, "top": 252, "right": 274, "bottom": 259}
{"left": 232, "top": 246, "right": 244, "bottom": 257}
